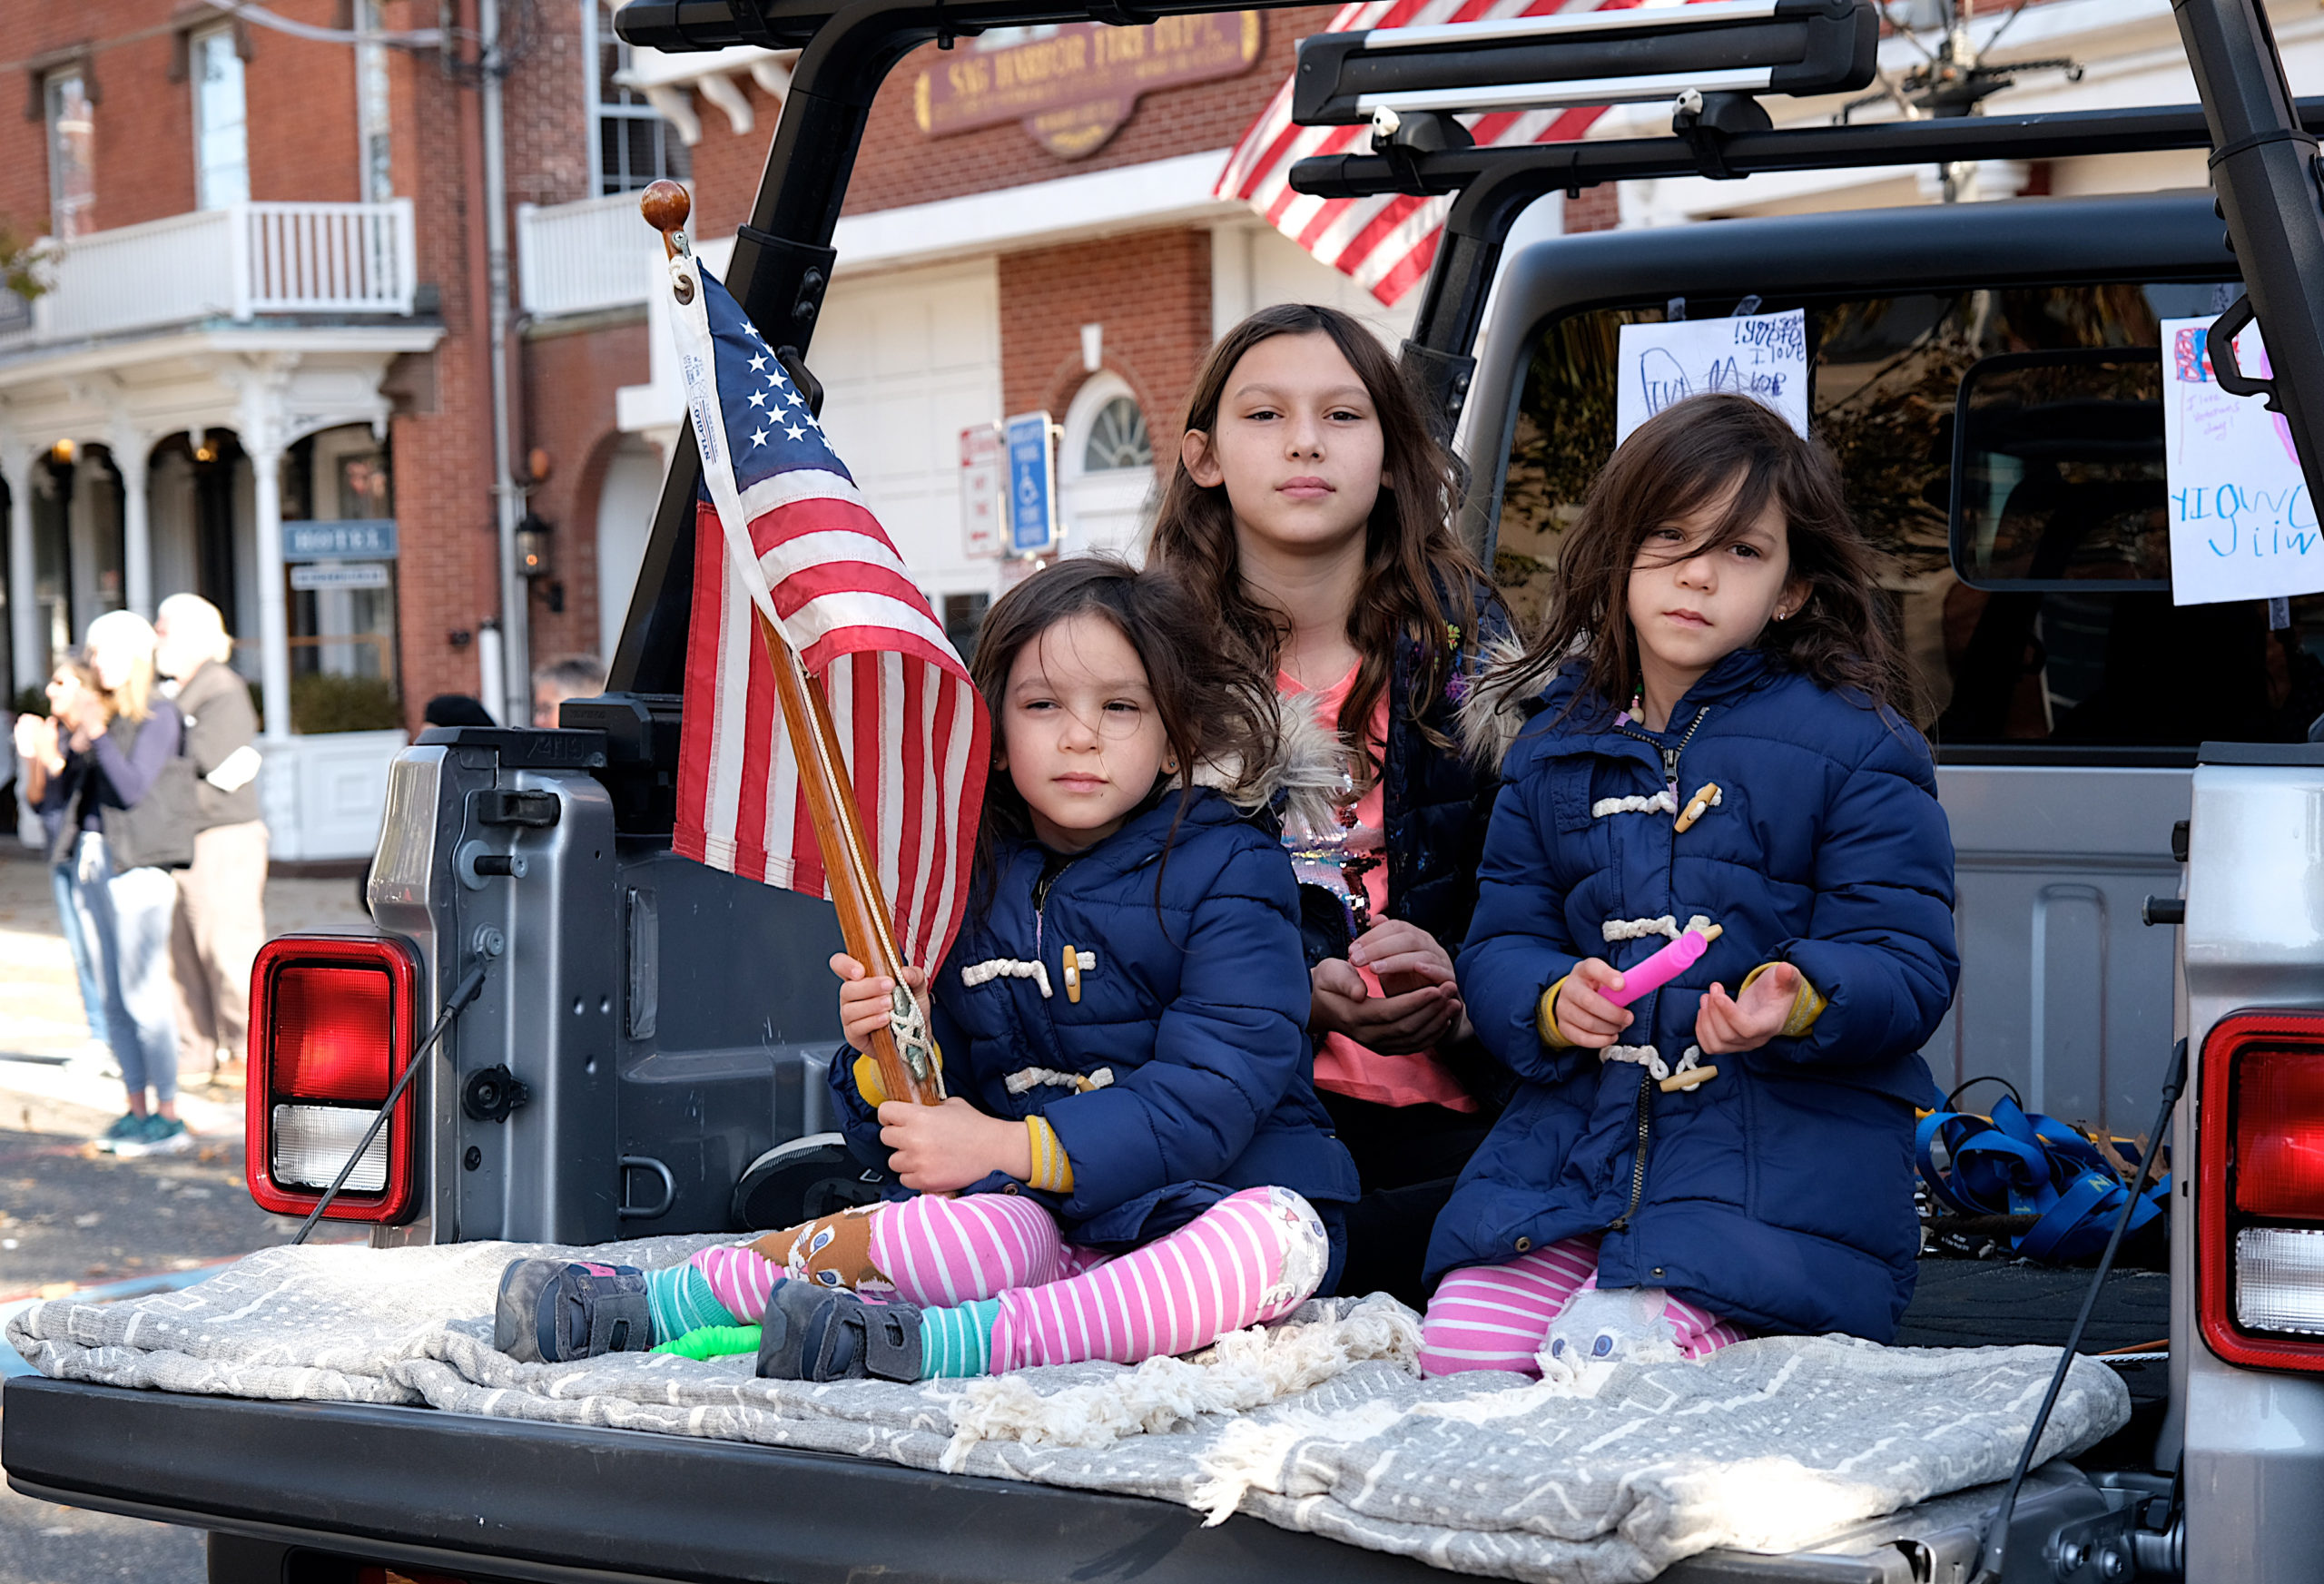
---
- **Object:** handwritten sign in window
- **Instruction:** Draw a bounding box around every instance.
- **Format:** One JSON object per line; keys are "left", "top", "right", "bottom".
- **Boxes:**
{"left": 2161, "top": 314, "right": 2324, "bottom": 606}
{"left": 1614, "top": 309, "right": 1809, "bottom": 448}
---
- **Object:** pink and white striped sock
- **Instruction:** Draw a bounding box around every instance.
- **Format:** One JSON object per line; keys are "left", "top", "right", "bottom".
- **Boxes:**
{"left": 1418, "top": 1235, "right": 1600, "bottom": 1376}
{"left": 694, "top": 1193, "right": 1116, "bottom": 1322}
{"left": 1417, "top": 1235, "right": 1747, "bottom": 1378}
{"left": 987, "top": 1186, "right": 1330, "bottom": 1371}
{"left": 869, "top": 1192, "right": 1085, "bottom": 1309}
{"left": 692, "top": 1244, "right": 783, "bottom": 1323}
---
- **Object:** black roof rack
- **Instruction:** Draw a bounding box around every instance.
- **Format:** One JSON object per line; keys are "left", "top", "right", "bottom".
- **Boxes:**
{"left": 597, "top": 0, "right": 2324, "bottom": 802}
{"left": 1292, "top": 0, "right": 1874, "bottom": 128}
{"left": 1296, "top": 96, "right": 2324, "bottom": 440}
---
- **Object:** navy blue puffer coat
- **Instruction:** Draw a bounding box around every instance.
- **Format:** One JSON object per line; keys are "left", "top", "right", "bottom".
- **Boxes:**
{"left": 833, "top": 788, "right": 1361, "bottom": 1257}
{"left": 1430, "top": 650, "right": 1958, "bottom": 1341}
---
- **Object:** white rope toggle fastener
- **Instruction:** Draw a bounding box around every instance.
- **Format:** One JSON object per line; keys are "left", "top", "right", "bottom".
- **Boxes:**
{"left": 1601, "top": 912, "right": 1715, "bottom": 945}
{"left": 1601, "top": 1045, "right": 1671, "bottom": 1082}
{"left": 962, "top": 958, "right": 1053, "bottom": 999}
{"left": 1660, "top": 1044, "right": 1718, "bottom": 1093}
{"left": 1004, "top": 1066, "right": 1115, "bottom": 1096}
{"left": 1673, "top": 783, "right": 1722, "bottom": 834}
{"left": 1591, "top": 791, "right": 1677, "bottom": 819}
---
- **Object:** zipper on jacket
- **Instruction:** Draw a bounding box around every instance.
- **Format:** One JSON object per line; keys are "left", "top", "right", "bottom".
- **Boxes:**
{"left": 1606, "top": 1068, "right": 1654, "bottom": 1232}
{"left": 1600, "top": 704, "right": 1707, "bottom": 1238}
{"left": 1616, "top": 703, "right": 1711, "bottom": 792}
{"left": 1031, "top": 854, "right": 1078, "bottom": 959}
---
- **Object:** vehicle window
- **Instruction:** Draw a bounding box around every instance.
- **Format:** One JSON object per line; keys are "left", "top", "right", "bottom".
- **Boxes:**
{"left": 1496, "top": 281, "right": 2324, "bottom": 753}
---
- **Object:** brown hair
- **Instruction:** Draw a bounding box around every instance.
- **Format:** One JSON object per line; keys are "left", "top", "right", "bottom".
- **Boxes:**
{"left": 48, "top": 656, "right": 108, "bottom": 727}
{"left": 1498, "top": 392, "right": 1913, "bottom": 722}
{"left": 1147, "top": 303, "right": 1482, "bottom": 786}
{"left": 969, "top": 556, "right": 1277, "bottom": 887}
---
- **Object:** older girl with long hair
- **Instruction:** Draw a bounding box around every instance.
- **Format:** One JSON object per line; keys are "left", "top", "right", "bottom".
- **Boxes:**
{"left": 1147, "top": 303, "right": 1505, "bottom": 1304}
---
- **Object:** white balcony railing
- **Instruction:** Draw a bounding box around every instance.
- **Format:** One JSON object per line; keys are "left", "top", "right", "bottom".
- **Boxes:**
{"left": 0, "top": 200, "right": 417, "bottom": 349}
{"left": 517, "top": 190, "right": 663, "bottom": 319}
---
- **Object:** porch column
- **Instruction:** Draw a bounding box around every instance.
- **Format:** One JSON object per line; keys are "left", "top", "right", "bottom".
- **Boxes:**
{"left": 222, "top": 355, "right": 298, "bottom": 744}
{"left": 5, "top": 445, "right": 37, "bottom": 698}
{"left": 250, "top": 435, "right": 290, "bottom": 744}
{"left": 114, "top": 439, "right": 152, "bottom": 619}
{"left": 5, "top": 444, "right": 39, "bottom": 846}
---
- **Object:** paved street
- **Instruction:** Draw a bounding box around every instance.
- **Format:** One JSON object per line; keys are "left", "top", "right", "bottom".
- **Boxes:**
{"left": 0, "top": 843, "right": 373, "bottom": 1583}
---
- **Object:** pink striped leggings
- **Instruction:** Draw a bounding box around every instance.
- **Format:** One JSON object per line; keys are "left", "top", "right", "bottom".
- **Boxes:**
{"left": 1417, "top": 1234, "right": 1748, "bottom": 1378}
{"left": 692, "top": 1186, "right": 1331, "bottom": 1371}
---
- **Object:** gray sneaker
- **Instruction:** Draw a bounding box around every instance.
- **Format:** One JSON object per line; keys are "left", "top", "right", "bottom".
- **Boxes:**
{"left": 114, "top": 1116, "right": 192, "bottom": 1158}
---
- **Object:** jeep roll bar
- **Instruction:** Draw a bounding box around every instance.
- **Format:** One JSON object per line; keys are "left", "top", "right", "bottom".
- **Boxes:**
{"left": 2174, "top": 0, "right": 2324, "bottom": 515}
{"left": 601, "top": 0, "right": 2324, "bottom": 760}
{"left": 1302, "top": 96, "right": 2324, "bottom": 448}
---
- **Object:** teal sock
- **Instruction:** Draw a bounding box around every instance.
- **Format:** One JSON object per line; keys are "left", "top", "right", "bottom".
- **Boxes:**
{"left": 918, "top": 1297, "right": 1001, "bottom": 1379}
{"left": 645, "top": 1264, "right": 738, "bottom": 1344}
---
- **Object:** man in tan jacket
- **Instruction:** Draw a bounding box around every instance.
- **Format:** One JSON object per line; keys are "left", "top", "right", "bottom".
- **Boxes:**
{"left": 154, "top": 594, "right": 267, "bottom": 1088}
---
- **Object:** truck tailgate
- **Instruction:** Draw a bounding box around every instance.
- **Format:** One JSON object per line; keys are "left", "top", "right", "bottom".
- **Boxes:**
{"left": 2, "top": 1376, "right": 2112, "bottom": 1584}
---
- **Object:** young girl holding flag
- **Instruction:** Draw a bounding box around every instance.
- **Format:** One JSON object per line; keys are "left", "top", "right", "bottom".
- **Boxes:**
{"left": 507, "top": 558, "right": 1357, "bottom": 1381}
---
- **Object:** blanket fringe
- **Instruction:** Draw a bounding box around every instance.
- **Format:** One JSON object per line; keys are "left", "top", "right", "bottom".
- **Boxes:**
{"left": 939, "top": 1294, "right": 1421, "bottom": 1474}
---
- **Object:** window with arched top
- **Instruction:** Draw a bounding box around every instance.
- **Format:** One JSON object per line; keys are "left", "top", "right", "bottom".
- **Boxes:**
{"left": 1060, "top": 373, "right": 1157, "bottom": 559}
{"left": 1081, "top": 396, "right": 1153, "bottom": 473}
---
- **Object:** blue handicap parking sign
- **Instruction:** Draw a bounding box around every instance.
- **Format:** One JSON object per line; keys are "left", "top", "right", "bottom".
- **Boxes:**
{"left": 1005, "top": 412, "right": 1056, "bottom": 556}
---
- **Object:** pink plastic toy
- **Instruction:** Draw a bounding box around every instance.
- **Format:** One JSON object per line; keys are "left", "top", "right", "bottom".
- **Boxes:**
{"left": 1603, "top": 925, "right": 1722, "bottom": 1008}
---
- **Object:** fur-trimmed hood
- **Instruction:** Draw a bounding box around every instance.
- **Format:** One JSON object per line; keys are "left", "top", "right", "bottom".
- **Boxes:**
{"left": 1192, "top": 688, "right": 1345, "bottom": 837}
{"left": 1456, "top": 630, "right": 1546, "bottom": 775}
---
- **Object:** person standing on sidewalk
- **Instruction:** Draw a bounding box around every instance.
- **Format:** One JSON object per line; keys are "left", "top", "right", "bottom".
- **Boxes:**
{"left": 14, "top": 664, "right": 113, "bottom": 1072}
{"left": 155, "top": 594, "right": 267, "bottom": 1091}
{"left": 29, "top": 612, "right": 198, "bottom": 1156}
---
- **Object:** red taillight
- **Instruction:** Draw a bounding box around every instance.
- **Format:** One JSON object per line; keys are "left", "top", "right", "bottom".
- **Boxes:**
{"left": 2235, "top": 1054, "right": 2324, "bottom": 1217}
{"left": 272, "top": 965, "right": 394, "bottom": 1102}
{"left": 2200, "top": 1010, "right": 2324, "bottom": 1372}
{"left": 247, "top": 935, "right": 422, "bottom": 1225}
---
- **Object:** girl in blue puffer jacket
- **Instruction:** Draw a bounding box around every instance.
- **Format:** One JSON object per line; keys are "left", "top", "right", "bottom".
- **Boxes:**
{"left": 615, "top": 557, "right": 1360, "bottom": 1382}
{"left": 1419, "top": 393, "right": 1958, "bottom": 1379}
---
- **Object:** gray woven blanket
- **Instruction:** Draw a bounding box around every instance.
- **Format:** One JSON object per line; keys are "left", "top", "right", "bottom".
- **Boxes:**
{"left": 6, "top": 1235, "right": 2129, "bottom": 1583}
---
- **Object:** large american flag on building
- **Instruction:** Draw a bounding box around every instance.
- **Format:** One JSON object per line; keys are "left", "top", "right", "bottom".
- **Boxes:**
{"left": 668, "top": 258, "right": 990, "bottom": 972}
{"left": 1215, "top": 0, "right": 1654, "bottom": 306}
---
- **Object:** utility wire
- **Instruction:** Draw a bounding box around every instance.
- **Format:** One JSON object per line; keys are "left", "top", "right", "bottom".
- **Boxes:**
{"left": 212, "top": 0, "right": 444, "bottom": 50}
{"left": 290, "top": 959, "right": 492, "bottom": 1246}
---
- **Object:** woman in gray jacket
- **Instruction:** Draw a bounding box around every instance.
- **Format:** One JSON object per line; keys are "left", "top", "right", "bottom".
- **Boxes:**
{"left": 156, "top": 594, "right": 267, "bottom": 1089}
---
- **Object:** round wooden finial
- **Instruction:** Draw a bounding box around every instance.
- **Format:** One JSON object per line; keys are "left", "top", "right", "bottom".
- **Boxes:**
{"left": 640, "top": 180, "right": 691, "bottom": 235}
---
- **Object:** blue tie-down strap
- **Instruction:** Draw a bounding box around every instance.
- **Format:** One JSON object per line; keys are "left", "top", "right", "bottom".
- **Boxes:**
{"left": 1916, "top": 1097, "right": 2169, "bottom": 1263}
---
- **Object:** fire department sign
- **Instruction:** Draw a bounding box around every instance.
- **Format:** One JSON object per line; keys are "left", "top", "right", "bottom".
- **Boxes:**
{"left": 913, "top": 13, "right": 1263, "bottom": 160}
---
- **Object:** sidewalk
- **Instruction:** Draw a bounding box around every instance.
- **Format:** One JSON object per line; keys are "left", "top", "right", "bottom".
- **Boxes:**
{"left": 0, "top": 844, "right": 374, "bottom": 1139}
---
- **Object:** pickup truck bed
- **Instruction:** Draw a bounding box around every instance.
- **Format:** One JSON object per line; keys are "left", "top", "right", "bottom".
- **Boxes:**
{"left": 1, "top": 1258, "right": 2154, "bottom": 1584}
{"left": 1, "top": 1373, "right": 2118, "bottom": 1584}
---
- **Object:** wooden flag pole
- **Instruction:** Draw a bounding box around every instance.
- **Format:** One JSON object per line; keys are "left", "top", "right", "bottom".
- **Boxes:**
{"left": 644, "top": 181, "right": 944, "bottom": 1107}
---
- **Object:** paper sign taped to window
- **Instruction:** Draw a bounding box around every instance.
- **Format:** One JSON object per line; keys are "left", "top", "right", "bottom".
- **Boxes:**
{"left": 2162, "top": 315, "right": 2324, "bottom": 606}
{"left": 1615, "top": 309, "right": 1810, "bottom": 447}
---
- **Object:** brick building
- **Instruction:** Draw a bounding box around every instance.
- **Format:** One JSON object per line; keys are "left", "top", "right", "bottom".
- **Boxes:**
{"left": 5, "top": 0, "right": 2306, "bottom": 857}
{"left": 536, "top": 1, "right": 1419, "bottom": 674}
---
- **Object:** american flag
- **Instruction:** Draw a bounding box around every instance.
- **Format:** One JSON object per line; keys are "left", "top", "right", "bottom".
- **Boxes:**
{"left": 1214, "top": 0, "right": 1654, "bottom": 307}
{"left": 668, "top": 258, "right": 990, "bottom": 972}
